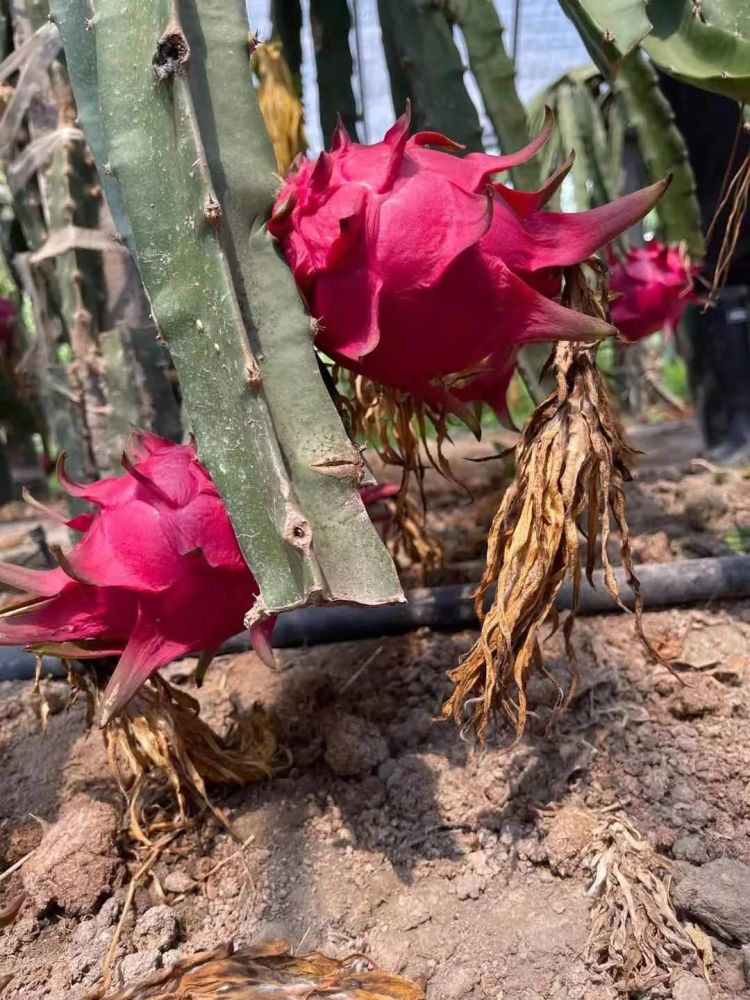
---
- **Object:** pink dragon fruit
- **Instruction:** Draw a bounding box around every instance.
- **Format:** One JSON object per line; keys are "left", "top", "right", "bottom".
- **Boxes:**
{"left": 610, "top": 241, "right": 700, "bottom": 343}
{"left": 268, "top": 107, "right": 669, "bottom": 417}
{"left": 0, "top": 430, "right": 274, "bottom": 724}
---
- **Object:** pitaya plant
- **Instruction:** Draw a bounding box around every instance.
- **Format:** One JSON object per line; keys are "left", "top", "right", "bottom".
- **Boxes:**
{"left": 50, "top": 0, "right": 402, "bottom": 621}
{"left": 269, "top": 108, "right": 667, "bottom": 419}
{"left": 610, "top": 241, "right": 700, "bottom": 343}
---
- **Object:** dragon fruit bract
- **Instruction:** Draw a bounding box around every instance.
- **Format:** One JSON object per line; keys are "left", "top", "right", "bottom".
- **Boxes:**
{"left": 269, "top": 108, "right": 668, "bottom": 417}
{"left": 610, "top": 241, "right": 699, "bottom": 343}
{"left": 0, "top": 430, "right": 273, "bottom": 724}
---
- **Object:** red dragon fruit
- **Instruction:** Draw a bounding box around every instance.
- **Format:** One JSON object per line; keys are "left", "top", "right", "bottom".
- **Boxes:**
{"left": 0, "top": 299, "right": 16, "bottom": 345}
{"left": 609, "top": 241, "right": 700, "bottom": 343}
{"left": 0, "top": 430, "right": 274, "bottom": 724}
{"left": 268, "top": 108, "right": 669, "bottom": 417}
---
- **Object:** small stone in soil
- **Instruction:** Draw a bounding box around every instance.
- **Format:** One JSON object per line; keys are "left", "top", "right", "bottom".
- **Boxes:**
{"left": 22, "top": 794, "right": 119, "bottom": 916}
{"left": 672, "top": 834, "right": 710, "bottom": 865}
{"left": 132, "top": 904, "right": 179, "bottom": 952}
{"left": 162, "top": 870, "right": 195, "bottom": 895}
{"left": 671, "top": 973, "right": 711, "bottom": 1000}
{"left": 672, "top": 858, "right": 750, "bottom": 943}
{"left": 119, "top": 949, "right": 161, "bottom": 985}
{"left": 543, "top": 802, "right": 598, "bottom": 877}
{"left": 324, "top": 714, "right": 389, "bottom": 777}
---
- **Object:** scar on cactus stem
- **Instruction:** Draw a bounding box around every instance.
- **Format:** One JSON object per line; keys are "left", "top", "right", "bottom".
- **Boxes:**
{"left": 443, "top": 262, "right": 663, "bottom": 742}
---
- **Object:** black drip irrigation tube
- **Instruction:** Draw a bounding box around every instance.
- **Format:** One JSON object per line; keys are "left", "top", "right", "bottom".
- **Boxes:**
{"left": 2, "top": 554, "right": 750, "bottom": 682}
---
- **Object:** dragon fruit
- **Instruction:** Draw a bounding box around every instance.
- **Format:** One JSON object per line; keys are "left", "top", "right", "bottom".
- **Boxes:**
{"left": 0, "top": 430, "right": 273, "bottom": 724}
{"left": 0, "top": 299, "right": 15, "bottom": 345}
{"left": 610, "top": 241, "right": 700, "bottom": 343}
{"left": 268, "top": 108, "right": 669, "bottom": 417}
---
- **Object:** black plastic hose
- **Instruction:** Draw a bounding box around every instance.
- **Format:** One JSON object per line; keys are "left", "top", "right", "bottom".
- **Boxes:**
{"left": 3, "top": 554, "right": 750, "bottom": 682}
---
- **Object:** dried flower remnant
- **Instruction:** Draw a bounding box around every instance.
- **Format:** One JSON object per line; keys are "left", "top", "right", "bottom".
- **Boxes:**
{"left": 91, "top": 939, "right": 425, "bottom": 1000}
{"left": 443, "top": 264, "right": 660, "bottom": 741}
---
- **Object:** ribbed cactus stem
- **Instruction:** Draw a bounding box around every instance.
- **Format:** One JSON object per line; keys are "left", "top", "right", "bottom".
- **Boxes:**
{"left": 270, "top": 0, "right": 303, "bottom": 97}
{"left": 310, "top": 0, "right": 358, "bottom": 143}
{"left": 46, "top": 71, "right": 114, "bottom": 477}
{"left": 614, "top": 50, "right": 705, "bottom": 258}
{"left": 376, "top": 0, "right": 484, "bottom": 150}
{"left": 99, "top": 327, "right": 181, "bottom": 468}
{"left": 446, "top": 0, "right": 539, "bottom": 187}
{"left": 51, "top": 0, "right": 402, "bottom": 614}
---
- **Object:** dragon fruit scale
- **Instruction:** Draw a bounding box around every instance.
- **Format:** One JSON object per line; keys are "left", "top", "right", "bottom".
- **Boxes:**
{"left": 268, "top": 107, "right": 669, "bottom": 417}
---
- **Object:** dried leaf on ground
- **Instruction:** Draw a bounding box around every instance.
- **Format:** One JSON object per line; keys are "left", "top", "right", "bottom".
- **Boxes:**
{"left": 583, "top": 810, "right": 699, "bottom": 993}
{"left": 93, "top": 939, "right": 425, "bottom": 999}
{"left": 68, "top": 667, "right": 282, "bottom": 845}
{"left": 334, "top": 369, "right": 452, "bottom": 574}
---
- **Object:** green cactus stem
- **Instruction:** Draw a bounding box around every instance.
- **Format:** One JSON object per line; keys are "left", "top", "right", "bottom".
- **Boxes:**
{"left": 0, "top": 15, "right": 91, "bottom": 486}
{"left": 13, "top": 253, "right": 91, "bottom": 501}
{"left": 1, "top": 14, "right": 178, "bottom": 487}
{"left": 614, "top": 50, "right": 704, "bottom": 258}
{"left": 376, "top": 0, "right": 483, "bottom": 150}
{"left": 51, "top": 0, "right": 402, "bottom": 615}
{"left": 309, "top": 0, "right": 358, "bottom": 143}
{"left": 99, "top": 328, "right": 181, "bottom": 469}
{"left": 270, "top": 0, "right": 303, "bottom": 97}
{"left": 446, "top": 0, "right": 539, "bottom": 188}
{"left": 557, "top": 0, "right": 750, "bottom": 102}
{"left": 555, "top": 0, "right": 651, "bottom": 77}
{"left": 46, "top": 71, "right": 115, "bottom": 477}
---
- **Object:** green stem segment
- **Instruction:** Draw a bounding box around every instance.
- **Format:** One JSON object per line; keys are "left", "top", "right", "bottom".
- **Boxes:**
{"left": 46, "top": 68, "right": 114, "bottom": 477}
{"left": 614, "top": 50, "right": 704, "bottom": 258}
{"left": 446, "top": 0, "right": 538, "bottom": 188}
{"left": 270, "top": 0, "right": 303, "bottom": 96}
{"left": 50, "top": 0, "right": 402, "bottom": 615}
{"left": 310, "top": 0, "right": 358, "bottom": 144}
{"left": 376, "top": 0, "right": 483, "bottom": 150}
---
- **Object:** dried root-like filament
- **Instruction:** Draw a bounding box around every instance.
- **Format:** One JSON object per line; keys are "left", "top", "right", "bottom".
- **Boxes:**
{"left": 583, "top": 810, "right": 699, "bottom": 993}
{"left": 333, "top": 368, "right": 452, "bottom": 573}
{"left": 251, "top": 40, "right": 307, "bottom": 176}
{"left": 68, "top": 665, "right": 281, "bottom": 845}
{"left": 443, "top": 264, "right": 658, "bottom": 741}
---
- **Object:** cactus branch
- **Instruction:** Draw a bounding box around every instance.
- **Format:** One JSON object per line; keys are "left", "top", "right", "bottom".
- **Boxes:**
{"left": 446, "top": 0, "right": 538, "bottom": 188}
{"left": 309, "top": 0, "right": 358, "bottom": 143}
{"left": 614, "top": 50, "right": 704, "bottom": 258}
{"left": 558, "top": 0, "right": 750, "bottom": 102}
{"left": 376, "top": 0, "right": 483, "bottom": 150}
{"left": 51, "top": 0, "right": 402, "bottom": 614}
